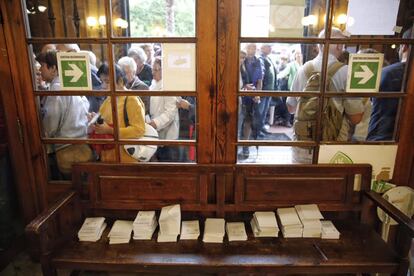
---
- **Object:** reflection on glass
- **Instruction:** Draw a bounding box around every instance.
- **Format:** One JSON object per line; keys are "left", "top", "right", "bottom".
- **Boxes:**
{"left": 241, "top": 0, "right": 326, "bottom": 38}
{"left": 112, "top": 0, "right": 196, "bottom": 37}
{"left": 26, "top": 0, "right": 106, "bottom": 38}
{"left": 114, "top": 43, "right": 196, "bottom": 92}
{"left": 237, "top": 146, "right": 313, "bottom": 164}
{"left": 239, "top": 43, "right": 319, "bottom": 92}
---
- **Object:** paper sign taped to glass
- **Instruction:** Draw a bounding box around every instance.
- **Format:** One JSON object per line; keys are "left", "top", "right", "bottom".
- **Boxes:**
{"left": 345, "top": 0, "right": 400, "bottom": 36}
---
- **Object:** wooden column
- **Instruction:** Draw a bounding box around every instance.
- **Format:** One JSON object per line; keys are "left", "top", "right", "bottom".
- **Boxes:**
{"left": 393, "top": 56, "right": 414, "bottom": 187}
{"left": 197, "top": 0, "right": 217, "bottom": 164}
{"left": 216, "top": 0, "right": 240, "bottom": 163}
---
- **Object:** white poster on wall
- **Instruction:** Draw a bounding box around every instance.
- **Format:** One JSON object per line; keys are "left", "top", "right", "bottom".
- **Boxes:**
{"left": 345, "top": 0, "right": 400, "bottom": 36}
{"left": 319, "top": 145, "right": 398, "bottom": 190}
{"left": 162, "top": 44, "right": 196, "bottom": 91}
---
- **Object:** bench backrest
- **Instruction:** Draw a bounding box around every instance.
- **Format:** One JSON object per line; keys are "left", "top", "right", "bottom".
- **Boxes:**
{"left": 72, "top": 163, "right": 372, "bottom": 216}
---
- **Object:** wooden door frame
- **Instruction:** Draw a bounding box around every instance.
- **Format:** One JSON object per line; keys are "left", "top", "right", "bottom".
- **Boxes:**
{"left": 0, "top": 2, "right": 45, "bottom": 222}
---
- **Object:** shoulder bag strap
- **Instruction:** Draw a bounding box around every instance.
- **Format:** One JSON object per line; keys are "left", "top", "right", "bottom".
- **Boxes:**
{"left": 123, "top": 96, "right": 129, "bottom": 127}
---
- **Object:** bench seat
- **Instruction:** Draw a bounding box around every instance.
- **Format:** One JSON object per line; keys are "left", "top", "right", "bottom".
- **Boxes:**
{"left": 26, "top": 164, "right": 414, "bottom": 276}
{"left": 51, "top": 220, "right": 399, "bottom": 275}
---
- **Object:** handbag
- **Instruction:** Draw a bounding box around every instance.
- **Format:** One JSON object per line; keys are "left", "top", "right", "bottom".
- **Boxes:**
{"left": 122, "top": 97, "right": 159, "bottom": 162}
{"left": 53, "top": 96, "right": 94, "bottom": 174}
{"left": 55, "top": 144, "right": 94, "bottom": 174}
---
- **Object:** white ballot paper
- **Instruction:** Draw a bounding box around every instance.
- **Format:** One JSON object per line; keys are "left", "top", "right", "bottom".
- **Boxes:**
{"left": 226, "top": 222, "right": 248, "bottom": 242}
{"left": 277, "top": 207, "right": 303, "bottom": 238}
{"left": 203, "top": 218, "right": 225, "bottom": 243}
{"left": 108, "top": 220, "right": 133, "bottom": 244}
{"left": 251, "top": 211, "right": 279, "bottom": 238}
{"left": 133, "top": 211, "right": 157, "bottom": 240}
{"left": 78, "top": 217, "right": 106, "bottom": 242}
{"left": 295, "top": 204, "right": 323, "bottom": 238}
{"left": 180, "top": 220, "right": 200, "bottom": 240}
{"left": 321, "top": 220, "right": 340, "bottom": 239}
{"left": 345, "top": 0, "right": 400, "bottom": 36}
{"left": 158, "top": 204, "right": 181, "bottom": 242}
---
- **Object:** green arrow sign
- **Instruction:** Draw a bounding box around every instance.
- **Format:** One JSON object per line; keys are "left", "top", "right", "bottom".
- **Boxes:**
{"left": 57, "top": 52, "right": 92, "bottom": 90}
{"left": 346, "top": 53, "right": 384, "bottom": 92}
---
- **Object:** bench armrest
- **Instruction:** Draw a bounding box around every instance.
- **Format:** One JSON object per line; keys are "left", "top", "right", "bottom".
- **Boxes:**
{"left": 364, "top": 190, "right": 414, "bottom": 237}
{"left": 25, "top": 190, "right": 82, "bottom": 256}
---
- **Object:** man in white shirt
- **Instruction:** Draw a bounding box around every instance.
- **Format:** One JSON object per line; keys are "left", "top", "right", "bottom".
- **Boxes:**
{"left": 287, "top": 28, "right": 364, "bottom": 163}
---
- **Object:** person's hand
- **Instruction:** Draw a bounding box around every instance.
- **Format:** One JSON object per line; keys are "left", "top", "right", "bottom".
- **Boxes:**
{"left": 176, "top": 99, "right": 191, "bottom": 110}
{"left": 253, "top": 96, "right": 261, "bottom": 103}
{"left": 149, "top": 120, "right": 157, "bottom": 129}
{"left": 244, "top": 84, "right": 255, "bottom": 90}
{"left": 94, "top": 121, "right": 113, "bottom": 134}
{"left": 87, "top": 112, "right": 96, "bottom": 122}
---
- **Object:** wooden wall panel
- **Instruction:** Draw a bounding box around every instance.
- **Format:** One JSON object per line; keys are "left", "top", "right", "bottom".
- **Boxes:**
{"left": 242, "top": 176, "right": 346, "bottom": 203}
{"left": 98, "top": 175, "right": 199, "bottom": 202}
{"left": 231, "top": 165, "right": 369, "bottom": 212}
{"left": 73, "top": 163, "right": 232, "bottom": 212}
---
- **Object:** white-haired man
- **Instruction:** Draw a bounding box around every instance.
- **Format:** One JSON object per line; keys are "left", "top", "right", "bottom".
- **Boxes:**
{"left": 287, "top": 28, "right": 364, "bottom": 163}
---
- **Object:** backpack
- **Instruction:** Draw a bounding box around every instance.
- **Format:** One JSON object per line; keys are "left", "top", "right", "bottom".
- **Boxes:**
{"left": 294, "top": 61, "right": 345, "bottom": 141}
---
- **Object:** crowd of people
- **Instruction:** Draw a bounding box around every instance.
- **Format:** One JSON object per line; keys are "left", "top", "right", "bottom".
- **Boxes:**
{"left": 33, "top": 27, "right": 409, "bottom": 173}
{"left": 238, "top": 27, "right": 410, "bottom": 161}
{"left": 34, "top": 43, "right": 196, "bottom": 178}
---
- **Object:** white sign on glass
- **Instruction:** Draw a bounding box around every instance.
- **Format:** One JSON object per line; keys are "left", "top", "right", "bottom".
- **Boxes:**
{"left": 345, "top": 0, "right": 400, "bottom": 36}
{"left": 162, "top": 44, "right": 196, "bottom": 91}
{"left": 241, "top": 0, "right": 270, "bottom": 37}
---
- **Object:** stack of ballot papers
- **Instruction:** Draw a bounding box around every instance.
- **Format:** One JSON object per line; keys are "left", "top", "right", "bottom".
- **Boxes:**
{"left": 277, "top": 208, "right": 303, "bottom": 238}
{"left": 133, "top": 211, "right": 158, "bottom": 240}
{"left": 226, "top": 222, "right": 247, "bottom": 241}
{"left": 157, "top": 204, "right": 181, "bottom": 242}
{"left": 250, "top": 211, "right": 279, "bottom": 237}
{"left": 203, "top": 218, "right": 225, "bottom": 243}
{"left": 78, "top": 217, "right": 106, "bottom": 242}
{"left": 180, "top": 220, "right": 200, "bottom": 240}
{"left": 321, "top": 220, "right": 340, "bottom": 239}
{"left": 108, "top": 220, "right": 133, "bottom": 244}
{"left": 295, "top": 204, "right": 323, "bottom": 238}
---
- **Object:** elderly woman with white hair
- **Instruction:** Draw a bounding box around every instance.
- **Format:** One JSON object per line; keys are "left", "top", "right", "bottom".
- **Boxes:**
{"left": 127, "top": 47, "right": 153, "bottom": 86}
{"left": 117, "top": 56, "right": 149, "bottom": 91}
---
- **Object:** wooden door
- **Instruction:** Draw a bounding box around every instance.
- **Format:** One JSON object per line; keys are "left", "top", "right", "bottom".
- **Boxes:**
{"left": 1, "top": 0, "right": 414, "bottom": 223}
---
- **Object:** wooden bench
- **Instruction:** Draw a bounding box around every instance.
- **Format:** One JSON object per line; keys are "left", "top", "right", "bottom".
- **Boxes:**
{"left": 26, "top": 163, "right": 414, "bottom": 276}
